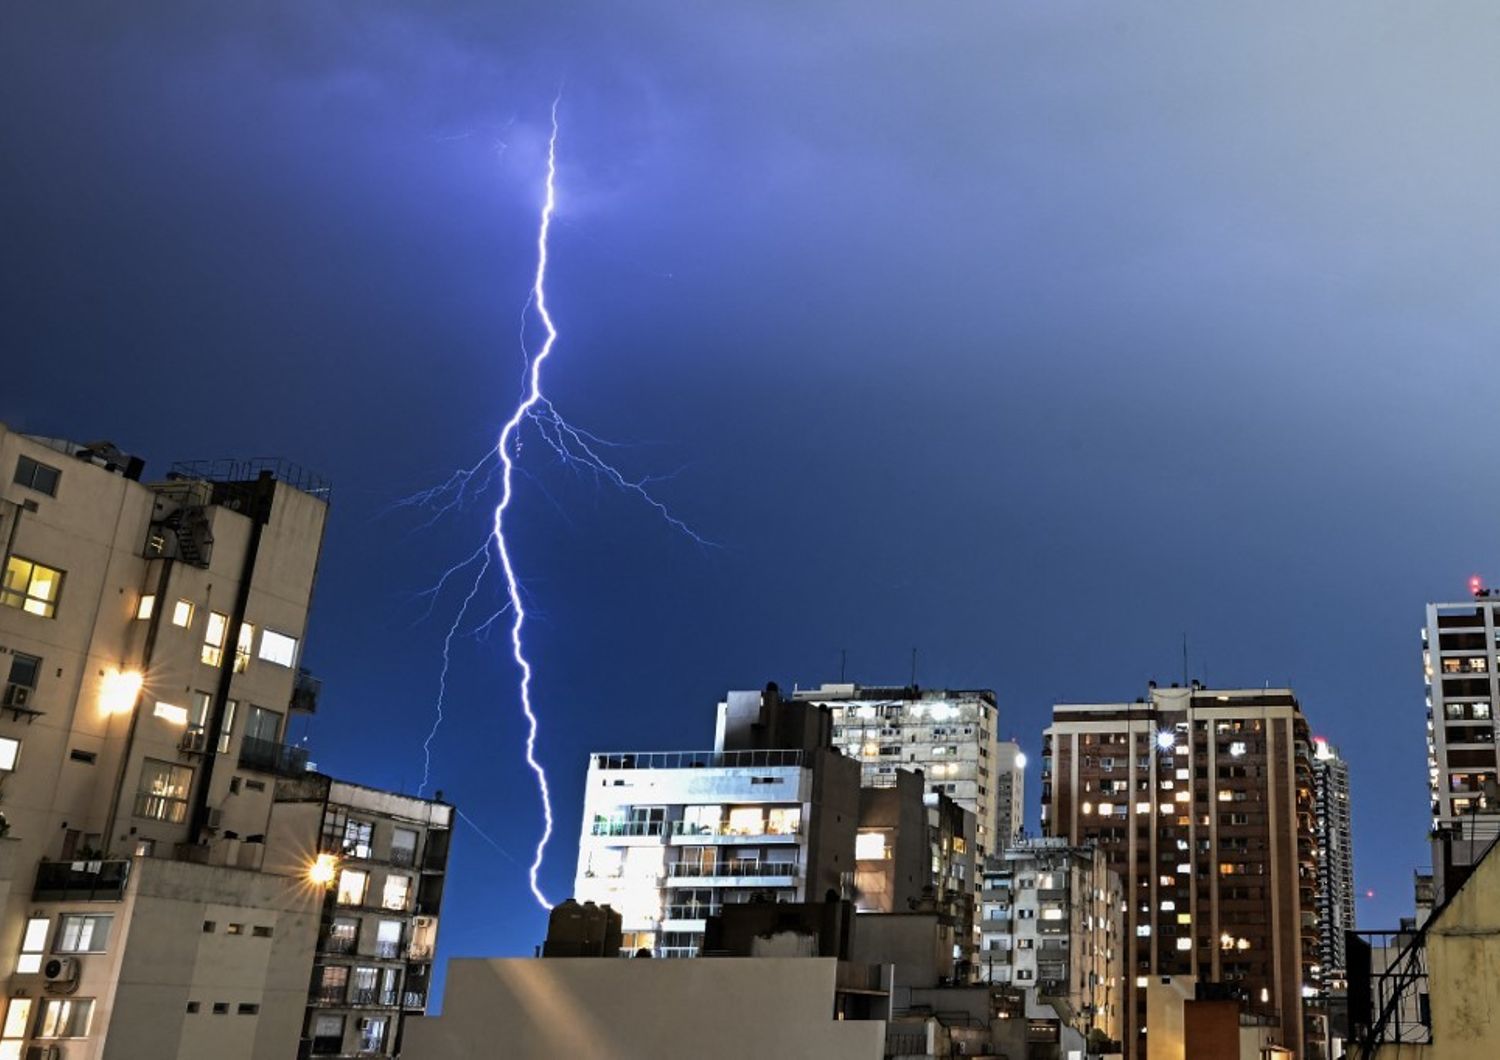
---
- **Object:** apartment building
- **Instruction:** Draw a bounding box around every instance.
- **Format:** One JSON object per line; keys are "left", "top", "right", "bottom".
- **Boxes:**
{"left": 1041, "top": 685, "right": 1319, "bottom": 1060}
{"left": 796, "top": 684, "right": 1005, "bottom": 857}
{"left": 1312, "top": 738, "right": 1354, "bottom": 989}
{"left": 266, "top": 776, "right": 451, "bottom": 1058}
{"left": 574, "top": 685, "right": 861, "bottom": 957}
{"left": 993, "top": 740, "right": 1026, "bottom": 845}
{"left": 975, "top": 838, "right": 1123, "bottom": 1044}
{"left": 0, "top": 424, "right": 450, "bottom": 1059}
{"left": 1422, "top": 591, "right": 1500, "bottom": 898}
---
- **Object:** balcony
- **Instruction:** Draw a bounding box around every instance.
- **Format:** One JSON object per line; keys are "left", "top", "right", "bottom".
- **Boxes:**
{"left": 592, "top": 749, "right": 807, "bottom": 771}
{"left": 669, "top": 821, "right": 801, "bottom": 842}
{"left": 34, "top": 859, "right": 131, "bottom": 902}
{"left": 406, "top": 944, "right": 434, "bottom": 962}
{"left": 291, "top": 668, "right": 322, "bottom": 713}
{"left": 403, "top": 991, "right": 427, "bottom": 1010}
{"left": 321, "top": 935, "right": 356, "bottom": 955}
{"left": 665, "top": 861, "right": 799, "bottom": 882}
{"left": 313, "top": 985, "right": 346, "bottom": 1005}
{"left": 239, "top": 735, "right": 310, "bottom": 777}
{"left": 590, "top": 820, "right": 667, "bottom": 838}
{"left": 373, "top": 940, "right": 402, "bottom": 959}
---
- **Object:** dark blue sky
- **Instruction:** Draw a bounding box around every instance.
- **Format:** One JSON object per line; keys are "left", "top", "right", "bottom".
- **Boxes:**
{"left": 6, "top": 3, "right": 1499, "bottom": 973}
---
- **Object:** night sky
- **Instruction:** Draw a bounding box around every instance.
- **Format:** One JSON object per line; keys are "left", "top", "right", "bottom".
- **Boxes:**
{"left": 6, "top": 3, "right": 1500, "bottom": 984}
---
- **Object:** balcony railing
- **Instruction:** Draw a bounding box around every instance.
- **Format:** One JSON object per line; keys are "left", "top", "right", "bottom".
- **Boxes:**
{"left": 590, "top": 821, "right": 667, "bottom": 838}
{"left": 670, "top": 821, "right": 801, "bottom": 839}
{"left": 406, "top": 944, "right": 434, "bottom": 961}
{"left": 239, "top": 735, "right": 310, "bottom": 776}
{"left": 321, "top": 935, "right": 356, "bottom": 955}
{"left": 403, "top": 991, "right": 427, "bottom": 1010}
{"left": 373, "top": 940, "right": 402, "bottom": 959}
{"left": 664, "top": 904, "right": 722, "bottom": 921}
{"left": 592, "top": 749, "right": 807, "bottom": 771}
{"left": 666, "top": 861, "right": 798, "bottom": 879}
{"left": 314, "top": 986, "right": 346, "bottom": 1005}
{"left": 291, "top": 668, "right": 322, "bottom": 713}
{"left": 34, "top": 859, "right": 131, "bottom": 902}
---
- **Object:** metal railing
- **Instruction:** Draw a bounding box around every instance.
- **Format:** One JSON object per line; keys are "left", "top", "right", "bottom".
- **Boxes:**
{"left": 34, "top": 859, "right": 131, "bottom": 902}
{"left": 373, "top": 940, "right": 402, "bottom": 959}
{"left": 403, "top": 991, "right": 427, "bottom": 1010}
{"left": 666, "top": 861, "right": 798, "bottom": 879}
{"left": 670, "top": 820, "right": 801, "bottom": 838}
{"left": 590, "top": 820, "right": 667, "bottom": 837}
{"left": 592, "top": 749, "right": 806, "bottom": 771}
{"left": 664, "top": 904, "right": 721, "bottom": 921}
{"left": 313, "top": 985, "right": 346, "bottom": 1005}
{"left": 239, "top": 735, "right": 310, "bottom": 776}
{"left": 321, "top": 935, "right": 356, "bottom": 954}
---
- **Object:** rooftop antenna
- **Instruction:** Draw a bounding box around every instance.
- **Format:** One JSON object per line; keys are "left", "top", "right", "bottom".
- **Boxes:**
{"left": 1182, "top": 633, "right": 1189, "bottom": 686}
{"left": 839, "top": 649, "right": 847, "bottom": 683}
{"left": 910, "top": 648, "right": 918, "bottom": 689}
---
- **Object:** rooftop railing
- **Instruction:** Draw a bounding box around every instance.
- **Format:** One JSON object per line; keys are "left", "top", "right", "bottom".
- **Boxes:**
{"left": 591, "top": 749, "right": 806, "bottom": 771}
{"left": 34, "top": 859, "right": 131, "bottom": 902}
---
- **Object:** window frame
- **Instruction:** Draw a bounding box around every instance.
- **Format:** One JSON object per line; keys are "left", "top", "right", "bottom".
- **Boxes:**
{"left": 1, "top": 555, "right": 64, "bottom": 619}
{"left": 13, "top": 455, "right": 60, "bottom": 497}
{"left": 54, "top": 914, "right": 112, "bottom": 955}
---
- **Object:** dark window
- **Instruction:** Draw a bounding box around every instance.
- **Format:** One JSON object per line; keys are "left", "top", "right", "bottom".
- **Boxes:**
{"left": 70, "top": 749, "right": 97, "bottom": 764}
{"left": 186, "top": 1002, "right": 200, "bottom": 1014}
{"left": 13, "top": 455, "right": 60, "bottom": 496}
{"left": 212, "top": 1002, "right": 229, "bottom": 1015}
{"left": 237, "top": 1003, "right": 259, "bottom": 1015}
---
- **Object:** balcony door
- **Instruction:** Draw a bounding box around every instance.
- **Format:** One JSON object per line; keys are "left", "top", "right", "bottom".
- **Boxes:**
{"left": 246, "top": 705, "right": 282, "bottom": 744}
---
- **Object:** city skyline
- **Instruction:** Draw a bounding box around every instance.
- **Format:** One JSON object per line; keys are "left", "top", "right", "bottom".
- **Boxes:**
{"left": 8, "top": 0, "right": 1500, "bottom": 980}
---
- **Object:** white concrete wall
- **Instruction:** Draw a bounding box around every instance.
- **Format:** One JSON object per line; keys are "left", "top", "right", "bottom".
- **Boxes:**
{"left": 405, "top": 957, "right": 885, "bottom": 1060}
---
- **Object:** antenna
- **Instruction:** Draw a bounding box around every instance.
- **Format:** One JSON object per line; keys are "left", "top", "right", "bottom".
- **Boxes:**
{"left": 910, "top": 648, "right": 918, "bottom": 689}
{"left": 840, "top": 649, "right": 847, "bottom": 683}
{"left": 1182, "top": 633, "right": 1188, "bottom": 686}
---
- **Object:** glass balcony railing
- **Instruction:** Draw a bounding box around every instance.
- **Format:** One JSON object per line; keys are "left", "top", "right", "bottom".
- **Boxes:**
{"left": 34, "top": 859, "right": 131, "bottom": 902}
{"left": 239, "top": 735, "right": 310, "bottom": 776}
{"left": 592, "top": 749, "right": 806, "bottom": 771}
{"left": 666, "top": 861, "right": 798, "bottom": 879}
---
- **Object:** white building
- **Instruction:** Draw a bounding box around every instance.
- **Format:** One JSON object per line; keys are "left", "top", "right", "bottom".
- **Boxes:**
{"left": 992, "top": 740, "right": 1026, "bottom": 844}
{"left": 1312, "top": 738, "right": 1354, "bottom": 988}
{"left": 976, "top": 838, "right": 1122, "bottom": 1044}
{"left": 795, "top": 685, "right": 1005, "bottom": 858}
{"left": 0, "top": 424, "right": 450, "bottom": 1058}
{"left": 573, "top": 686, "right": 861, "bottom": 958}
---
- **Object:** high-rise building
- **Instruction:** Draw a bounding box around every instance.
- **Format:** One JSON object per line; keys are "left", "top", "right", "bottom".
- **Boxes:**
{"left": 1422, "top": 591, "right": 1500, "bottom": 896}
{"left": 267, "top": 775, "right": 452, "bottom": 1058}
{"left": 976, "top": 838, "right": 1124, "bottom": 1046}
{"left": 1311, "top": 737, "right": 1354, "bottom": 988}
{"left": 795, "top": 684, "right": 1005, "bottom": 857}
{"left": 1041, "top": 685, "right": 1319, "bottom": 1060}
{"left": 993, "top": 740, "right": 1026, "bottom": 844}
{"left": 574, "top": 684, "right": 862, "bottom": 958}
{"left": 0, "top": 424, "right": 449, "bottom": 1059}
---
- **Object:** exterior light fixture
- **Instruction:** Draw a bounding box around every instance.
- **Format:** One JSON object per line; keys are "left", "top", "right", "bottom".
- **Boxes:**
{"left": 99, "top": 669, "right": 144, "bottom": 715}
{"left": 309, "top": 853, "right": 338, "bottom": 887}
{"left": 1155, "top": 731, "right": 1175, "bottom": 751}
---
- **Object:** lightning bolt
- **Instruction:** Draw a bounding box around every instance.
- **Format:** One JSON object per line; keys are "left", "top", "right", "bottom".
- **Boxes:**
{"left": 407, "top": 94, "right": 713, "bottom": 913}
{"left": 492, "top": 95, "right": 564, "bottom": 911}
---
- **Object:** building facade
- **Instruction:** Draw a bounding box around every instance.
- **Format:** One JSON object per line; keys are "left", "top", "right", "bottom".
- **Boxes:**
{"left": 0, "top": 424, "right": 449, "bottom": 1059}
{"left": 992, "top": 740, "right": 1026, "bottom": 846}
{"left": 574, "top": 686, "right": 861, "bottom": 958}
{"left": 1311, "top": 738, "right": 1354, "bottom": 989}
{"left": 266, "top": 777, "right": 451, "bottom": 1058}
{"left": 796, "top": 684, "right": 1005, "bottom": 858}
{"left": 976, "top": 838, "right": 1123, "bottom": 1046}
{"left": 1041, "top": 685, "right": 1319, "bottom": 1059}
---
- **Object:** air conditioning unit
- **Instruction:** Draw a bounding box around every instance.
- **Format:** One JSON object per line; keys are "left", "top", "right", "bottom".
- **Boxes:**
{"left": 25, "top": 1044, "right": 61, "bottom": 1060}
{"left": 179, "top": 727, "right": 208, "bottom": 754}
{"left": 206, "top": 808, "right": 224, "bottom": 830}
{"left": 412, "top": 916, "right": 434, "bottom": 929}
{"left": 3, "top": 684, "right": 31, "bottom": 708}
{"left": 43, "top": 956, "right": 79, "bottom": 986}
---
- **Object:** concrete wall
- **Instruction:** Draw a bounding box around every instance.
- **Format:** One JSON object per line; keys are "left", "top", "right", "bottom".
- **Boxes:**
{"left": 403, "top": 957, "right": 885, "bottom": 1060}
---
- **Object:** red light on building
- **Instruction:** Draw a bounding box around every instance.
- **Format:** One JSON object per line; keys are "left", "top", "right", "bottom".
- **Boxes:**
{"left": 1470, "top": 575, "right": 1485, "bottom": 598}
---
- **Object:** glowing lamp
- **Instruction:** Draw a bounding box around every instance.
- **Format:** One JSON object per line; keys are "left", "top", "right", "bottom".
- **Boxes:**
{"left": 1155, "top": 731, "right": 1175, "bottom": 751}
{"left": 1014, "top": 752, "right": 1028, "bottom": 769}
{"left": 309, "top": 853, "right": 338, "bottom": 887}
{"left": 99, "top": 669, "right": 144, "bottom": 715}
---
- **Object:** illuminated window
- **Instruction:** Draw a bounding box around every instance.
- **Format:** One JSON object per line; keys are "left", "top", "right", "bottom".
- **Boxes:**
{"left": 202, "top": 612, "right": 228, "bottom": 666}
{"left": 153, "top": 702, "right": 188, "bottom": 726}
{"left": 1135, "top": 976, "right": 1149, "bottom": 988}
{"left": 1229, "top": 742, "right": 1247, "bottom": 757}
{"left": 16, "top": 917, "right": 48, "bottom": 974}
{"left": 1136, "top": 925, "right": 1151, "bottom": 937}
{"left": 55, "top": 914, "right": 112, "bottom": 954}
{"left": 234, "top": 623, "right": 255, "bottom": 673}
{"left": 1176, "top": 937, "right": 1192, "bottom": 951}
{"left": 1174, "top": 791, "right": 1190, "bottom": 803}
{"left": 0, "top": 997, "right": 31, "bottom": 1058}
{"left": 0, "top": 737, "right": 18, "bottom": 772}
{"left": 14, "top": 456, "right": 60, "bottom": 496}
{"left": 767, "top": 807, "right": 801, "bottom": 835}
{"left": 856, "top": 831, "right": 889, "bottom": 860}
{"left": 336, "top": 870, "right": 368, "bottom": 906}
{"left": 726, "top": 808, "right": 766, "bottom": 836}
{"left": 1218, "top": 790, "right": 1233, "bottom": 802}
{"left": 137, "top": 595, "right": 156, "bottom": 620}
{"left": 134, "top": 759, "right": 193, "bottom": 823}
{"left": 342, "top": 820, "right": 374, "bottom": 859}
{"left": 381, "top": 874, "right": 411, "bottom": 911}
{"left": 1176, "top": 913, "right": 1192, "bottom": 925}
{"left": 258, "top": 630, "right": 298, "bottom": 667}
{"left": 1, "top": 556, "right": 63, "bottom": 618}
{"left": 1098, "top": 803, "right": 1114, "bottom": 816}
{"left": 172, "top": 599, "right": 194, "bottom": 627}
{"left": 35, "top": 998, "right": 92, "bottom": 1039}
{"left": 1135, "top": 802, "right": 1151, "bottom": 814}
